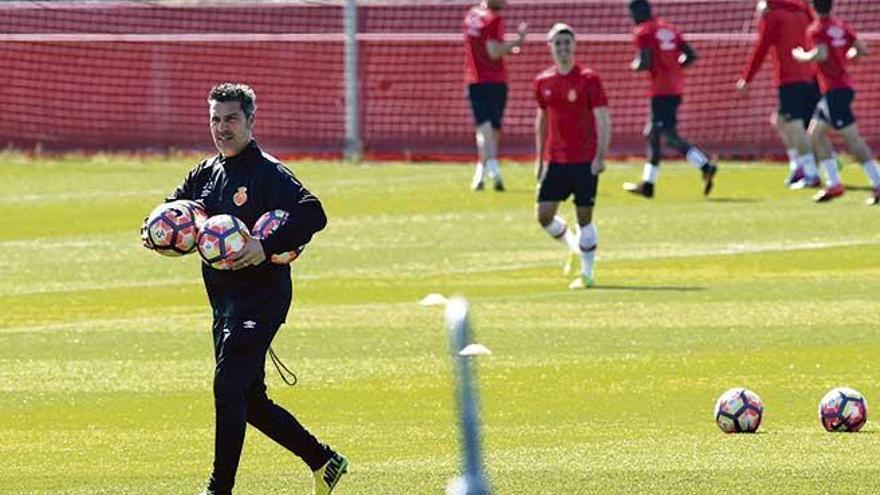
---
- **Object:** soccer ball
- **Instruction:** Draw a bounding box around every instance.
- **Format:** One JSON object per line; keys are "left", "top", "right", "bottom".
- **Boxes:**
{"left": 144, "top": 200, "right": 207, "bottom": 256}
{"left": 714, "top": 387, "right": 764, "bottom": 433}
{"left": 196, "top": 214, "right": 249, "bottom": 270}
{"left": 252, "top": 209, "right": 300, "bottom": 264}
{"left": 819, "top": 387, "right": 868, "bottom": 432}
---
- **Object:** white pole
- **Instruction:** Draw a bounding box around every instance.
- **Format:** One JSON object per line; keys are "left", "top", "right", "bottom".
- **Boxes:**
{"left": 343, "top": 0, "right": 362, "bottom": 162}
{"left": 445, "top": 298, "right": 491, "bottom": 495}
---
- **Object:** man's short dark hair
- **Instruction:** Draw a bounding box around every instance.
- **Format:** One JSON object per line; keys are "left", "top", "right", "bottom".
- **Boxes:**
{"left": 208, "top": 83, "right": 257, "bottom": 118}
{"left": 813, "top": 0, "right": 833, "bottom": 14}
{"left": 629, "top": 0, "right": 653, "bottom": 23}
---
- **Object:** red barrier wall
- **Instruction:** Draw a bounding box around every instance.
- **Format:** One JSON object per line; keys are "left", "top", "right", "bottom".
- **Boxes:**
{"left": 1, "top": 1, "right": 878, "bottom": 158}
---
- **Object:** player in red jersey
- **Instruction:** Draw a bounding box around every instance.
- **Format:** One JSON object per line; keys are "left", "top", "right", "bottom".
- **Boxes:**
{"left": 792, "top": 0, "right": 880, "bottom": 205}
{"left": 738, "top": 0, "right": 824, "bottom": 189}
{"left": 534, "top": 23, "right": 612, "bottom": 289}
{"left": 463, "top": 0, "right": 527, "bottom": 192}
{"left": 623, "top": 0, "right": 718, "bottom": 199}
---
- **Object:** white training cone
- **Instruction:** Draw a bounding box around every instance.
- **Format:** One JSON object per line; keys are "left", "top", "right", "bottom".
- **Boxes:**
{"left": 419, "top": 293, "right": 449, "bottom": 306}
{"left": 459, "top": 343, "right": 492, "bottom": 357}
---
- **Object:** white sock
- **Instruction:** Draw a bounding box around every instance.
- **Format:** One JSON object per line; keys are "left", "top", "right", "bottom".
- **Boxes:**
{"left": 579, "top": 223, "right": 598, "bottom": 279}
{"left": 797, "top": 153, "right": 819, "bottom": 179}
{"left": 820, "top": 158, "right": 841, "bottom": 187}
{"left": 686, "top": 147, "right": 709, "bottom": 170}
{"left": 863, "top": 159, "right": 880, "bottom": 188}
{"left": 643, "top": 163, "right": 659, "bottom": 184}
{"left": 544, "top": 216, "right": 579, "bottom": 253}
{"left": 472, "top": 162, "right": 485, "bottom": 183}
{"left": 485, "top": 158, "right": 501, "bottom": 180}
{"left": 787, "top": 148, "right": 799, "bottom": 172}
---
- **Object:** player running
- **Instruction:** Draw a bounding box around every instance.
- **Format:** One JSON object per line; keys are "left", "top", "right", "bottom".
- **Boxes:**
{"left": 792, "top": 0, "right": 880, "bottom": 204}
{"left": 463, "top": 0, "right": 527, "bottom": 191}
{"left": 623, "top": 0, "right": 718, "bottom": 199}
{"left": 737, "top": 0, "right": 823, "bottom": 189}
{"left": 534, "top": 23, "right": 612, "bottom": 289}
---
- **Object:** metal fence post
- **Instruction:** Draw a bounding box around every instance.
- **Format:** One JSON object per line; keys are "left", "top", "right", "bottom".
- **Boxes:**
{"left": 344, "top": 0, "right": 362, "bottom": 162}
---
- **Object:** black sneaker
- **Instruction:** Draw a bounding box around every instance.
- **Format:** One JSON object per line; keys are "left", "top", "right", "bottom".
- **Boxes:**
{"left": 701, "top": 163, "right": 718, "bottom": 196}
{"left": 314, "top": 452, "right": 349, "bottom": 495}
{"left": 623, "top": 181, "right": 654, "bottom": 198}
{"left": 493, "top": 178, "right": 505, "bottom": 192}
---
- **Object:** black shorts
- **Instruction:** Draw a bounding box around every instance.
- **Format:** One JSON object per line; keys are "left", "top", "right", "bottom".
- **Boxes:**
{"left": 649, "top": 95, "right": 682, "bottom": 130}
{"left": 778, "top": 81, "right": 822, "bottom": 124}
{"left": 537, "top": 163, "right": 599, "bottom": 207}
{"left": 467, "top": 83, "right": 508, "bottom": 129}
{"left": 814, "top": 87, "right": 856, "bottom": 130}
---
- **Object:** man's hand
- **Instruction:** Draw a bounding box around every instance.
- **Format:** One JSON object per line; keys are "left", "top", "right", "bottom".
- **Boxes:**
{"left": 592, "top": 159, "right": 606, "bottom": 176}
{"left": 230, "top": 231, "right": 266, "bottom": 270}
{"left": 736, "top": 79, "right": 749, "bottom": 93}
{"left": 630, "top": 57, "right": 641, "bottom": 71}
{"left": 140, "top": 221, "right": 156, "bottom": 250}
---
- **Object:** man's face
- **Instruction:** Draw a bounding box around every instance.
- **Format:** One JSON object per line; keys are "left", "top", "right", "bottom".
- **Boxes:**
{"left": 550, "top": 33, "right": 575, "bottom": 66}
{"left": 209, "top": 100, "right": 253, "bottom": 157}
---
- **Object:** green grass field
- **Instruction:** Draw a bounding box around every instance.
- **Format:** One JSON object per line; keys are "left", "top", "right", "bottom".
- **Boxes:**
{"left": 2, "top": 152, "right": 880, "bottom": 494}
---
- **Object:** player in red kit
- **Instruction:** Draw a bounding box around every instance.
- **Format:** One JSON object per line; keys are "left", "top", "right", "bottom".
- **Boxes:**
{"left": 738, "top": 0, "right": 824, "bottom": 189}
{"left": 623, "top": 0, "right": 718, "bottom": 199}
{"left": 463, "top": 0, "right": 527, "bottom": 192}
{"left": 534, "top": 23, "right": 612, "bottom": 289}
{"left": 792, "top": 0, "right": 880, "bottom": 205}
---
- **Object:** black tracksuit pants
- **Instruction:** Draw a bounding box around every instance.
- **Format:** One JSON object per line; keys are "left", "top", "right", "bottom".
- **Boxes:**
{"left": 207, "top": 317, "right": 331, "bottom": 494}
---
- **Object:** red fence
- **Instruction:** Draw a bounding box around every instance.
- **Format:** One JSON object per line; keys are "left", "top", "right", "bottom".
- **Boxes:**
{"left": 1, "top": 0, "right": 878, "bottom": 158}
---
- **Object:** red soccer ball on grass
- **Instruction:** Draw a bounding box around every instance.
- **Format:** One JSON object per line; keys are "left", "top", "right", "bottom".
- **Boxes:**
{"left": 819, "top": 387, "right": 868, "bottom": 432}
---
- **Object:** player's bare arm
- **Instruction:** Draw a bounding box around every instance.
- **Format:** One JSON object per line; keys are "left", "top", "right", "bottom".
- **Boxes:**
{"left": 631, "top": 48, "right": 652, "bottom": 71}
{"left": 792, "top": 43, "right": 828, "bottom": 63}
{"left": 486, "top": 22, "right": 528, "bottom": 59}
{"left": 679, "top": 41, "right": 698, "bottom": 67}
{"left": 535, "top": 108, "right": 548, "bottom": 180}
{"left": 592, "top": 106, "right": 611, "bottom": 176}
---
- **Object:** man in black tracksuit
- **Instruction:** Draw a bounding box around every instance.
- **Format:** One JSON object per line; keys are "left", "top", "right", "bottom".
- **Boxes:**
{"left": 143, "top": 83, "right": 348, "bottom": 495}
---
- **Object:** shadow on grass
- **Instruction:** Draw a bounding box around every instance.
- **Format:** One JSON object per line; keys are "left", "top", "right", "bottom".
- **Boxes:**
{"left": 844, "top": 184, "right": 875, "bottom": 192}
{"left": 593, "top": 284, "right": 706, "bottom": 292}
{"left": 707, "top": 197, "right": 762, "bottom": 203}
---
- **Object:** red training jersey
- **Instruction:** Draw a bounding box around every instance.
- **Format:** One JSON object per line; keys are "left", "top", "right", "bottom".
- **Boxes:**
{"left": 808, "top": 17, "right": 857, "bottom": 93}
{"left": 634, "top": 18, "right": 686, "bottom": 97}
{"left": 463, "top": 5, "right": 506, "bottom": 84}
{"left": 741, "top": 0, "right": 816, "bottom": 87}
{"left": 534, "top": 65, "right": 609, "bottom": 164}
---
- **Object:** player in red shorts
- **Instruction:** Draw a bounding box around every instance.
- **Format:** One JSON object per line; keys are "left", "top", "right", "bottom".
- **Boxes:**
{"left": 792, "top": 0, "right": 880, "bottom": 205}
{"left": 623, "top": 0, "right": 718, "bottom": 199}
{"left": 463, "top": 0, "right": 527, "bottom": 192}
{"left": 534, "top": 23, "right": 612, "bottom": 289}
{"left": 738, "top": 0, "right": 824, "bottom": 189}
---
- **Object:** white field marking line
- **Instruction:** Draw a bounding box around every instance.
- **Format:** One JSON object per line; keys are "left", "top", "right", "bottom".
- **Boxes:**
{"left": 4, "top": 32, "right": 879, "bottom": 43}
{"left": 1, "top": 238, "right": 874, "bottom": 295}
{"left": 0, "top": 277, "right": 203, "bottom": 296}
{"left": 0, "top": 189, "right": 168, "bottom": 204}
{"left": 0, "top": 313, "right": 206, "bottom": 334}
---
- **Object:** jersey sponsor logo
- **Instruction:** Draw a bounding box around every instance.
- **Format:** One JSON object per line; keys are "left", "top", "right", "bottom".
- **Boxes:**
{"left": 656, "top": 28, "right": 677, "bottom": 51}
{"left": 567, "top": 88, "right": 578, "bottom": 102}
{"left": 827, "top": 26, "right": 847, "bottom": 47}
{"left": 233, "top": 186, "right": 248, "bottom": 206}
